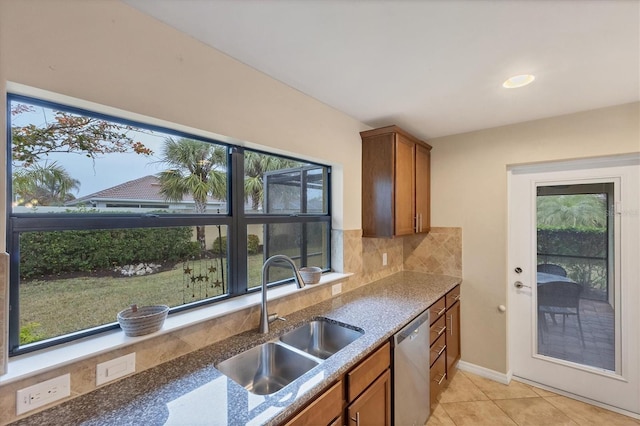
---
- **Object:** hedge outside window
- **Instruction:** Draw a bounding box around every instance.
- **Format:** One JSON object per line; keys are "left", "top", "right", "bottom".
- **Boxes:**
{"left": 7, "top": 94, "right": 331, "bottom": 354}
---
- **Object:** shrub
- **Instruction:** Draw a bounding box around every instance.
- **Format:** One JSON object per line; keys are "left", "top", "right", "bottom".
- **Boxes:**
{"left": 20, "top": 227, "right": 200, "bottom": 279}
{"left": 212, "top": 234, "right": 260, "bottom": 255}
{"left": 212, "top": 236, "right": 227, "bottom": 255}
{"left": 248, "top": 234, "right": 260, "bottom": 255}
{"left": 537, "top": 226, "right": 606, "bottom": 258}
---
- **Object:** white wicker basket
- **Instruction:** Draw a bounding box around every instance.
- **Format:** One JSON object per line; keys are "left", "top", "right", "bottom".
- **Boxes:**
{"left": 117, "top": 304, "right": 169, "bottom": 337}
{"left": 299, "top": 267, "right": 322, "bottom": 284}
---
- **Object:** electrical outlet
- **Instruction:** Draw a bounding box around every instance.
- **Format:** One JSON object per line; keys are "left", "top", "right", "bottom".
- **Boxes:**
{"left": 382, "top": 252, "right": 388, "bottom": 266}
{"left": 16, "top": 373, "right": 70, "bottom": 415}
{"left": 332, "top": 283, "right": 342, "bottom": 295}
{"left": 96, "top": 353, "right": 136, "bottom": 386}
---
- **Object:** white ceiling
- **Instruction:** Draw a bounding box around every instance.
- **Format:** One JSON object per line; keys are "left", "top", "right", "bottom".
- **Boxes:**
{"left": 124, "top": 0, "right": 640, "bottom": 140}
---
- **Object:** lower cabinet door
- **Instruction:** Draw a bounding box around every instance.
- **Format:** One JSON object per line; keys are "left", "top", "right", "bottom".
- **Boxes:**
{"left": 347, "top": 369, "right": 391, "bottom": 426}
{"left": 430, "top": 353, "right": 447, "bottom": 408}
{"left": 447, "top": 300, "right": 461, "bottom": 374}
{"left": 285, "top": 380, "right": 343, "bottom": 426}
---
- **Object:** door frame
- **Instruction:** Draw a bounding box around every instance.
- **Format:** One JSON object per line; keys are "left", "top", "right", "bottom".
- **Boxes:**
{"left": 507, "top": 153, "right": 640, "bottom": 417}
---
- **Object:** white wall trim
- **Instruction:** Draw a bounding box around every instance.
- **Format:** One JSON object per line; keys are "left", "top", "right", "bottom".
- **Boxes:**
{"left": 457, "top": 360, "right": 512, "bottom": 385}
{"left": 507, "top": 152, "right": 640, "bottom": 175}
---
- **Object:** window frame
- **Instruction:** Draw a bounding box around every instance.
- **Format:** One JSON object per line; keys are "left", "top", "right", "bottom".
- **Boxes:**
{"left": 6, "top": 94, "right": 331, "bottom": 355}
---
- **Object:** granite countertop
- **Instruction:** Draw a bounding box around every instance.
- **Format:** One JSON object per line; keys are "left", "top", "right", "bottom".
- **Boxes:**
{"left": 12, "top": 271, "right": 461, "bottom": 426}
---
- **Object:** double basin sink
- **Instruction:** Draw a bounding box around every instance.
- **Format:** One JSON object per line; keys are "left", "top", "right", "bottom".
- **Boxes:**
{"left": 216, "top": 318, "right": 364, "bottom": 395}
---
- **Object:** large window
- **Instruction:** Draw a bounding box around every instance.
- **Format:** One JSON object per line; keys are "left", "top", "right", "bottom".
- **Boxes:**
{"left": 7, "top": 94, "right": 331, "bottom": 354}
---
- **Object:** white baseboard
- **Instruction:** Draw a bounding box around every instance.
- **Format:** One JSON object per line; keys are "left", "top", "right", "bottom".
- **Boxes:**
{"left": 457, "top": 360, "right": 512, "bottom": 385}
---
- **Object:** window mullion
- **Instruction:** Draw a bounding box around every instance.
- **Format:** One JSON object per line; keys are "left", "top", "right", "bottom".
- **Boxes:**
{"left": 8, "top": 230, "right": 21, "bottom": 353}
{"left": 229, "top": 147, "right": 248, "bottom": 295}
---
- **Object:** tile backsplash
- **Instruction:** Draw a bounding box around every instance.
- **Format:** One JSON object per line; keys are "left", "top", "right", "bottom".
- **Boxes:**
{"left": 0, "top": 228, "right": 461, "bottom": 423}
{"left": 403, "top": 227, "right": 463, "bottom": 277}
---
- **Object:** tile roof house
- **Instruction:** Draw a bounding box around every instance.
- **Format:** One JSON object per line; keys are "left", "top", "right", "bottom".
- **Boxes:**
{"left": 65, "top": 175, "right": 227, "bottom": 212}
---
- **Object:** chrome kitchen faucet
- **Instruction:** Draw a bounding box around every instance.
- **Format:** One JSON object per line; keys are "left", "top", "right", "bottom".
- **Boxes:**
{"left": 259, "top": 255, "right": 306, "bottom": 333}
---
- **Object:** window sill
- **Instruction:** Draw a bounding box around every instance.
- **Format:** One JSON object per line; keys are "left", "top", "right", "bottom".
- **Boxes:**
{"left": 1, "top": 272, "right": 352, "bottom": 386}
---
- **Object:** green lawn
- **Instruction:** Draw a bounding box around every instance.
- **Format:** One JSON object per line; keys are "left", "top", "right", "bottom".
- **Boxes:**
{"left": 20, "top": 250, "right": 324, "bottom": 344}
{"left": 20, "top": 255, "right": 266, "bottom": 343}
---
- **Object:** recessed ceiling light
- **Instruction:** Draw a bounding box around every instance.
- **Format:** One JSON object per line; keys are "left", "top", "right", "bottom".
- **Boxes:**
{"left": 502, "top": 74, "right": 535, "bottom": 89}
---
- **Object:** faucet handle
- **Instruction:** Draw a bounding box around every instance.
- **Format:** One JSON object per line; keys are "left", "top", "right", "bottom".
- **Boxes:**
{"left": 267, "top": 313, "right": 286, "bottom": 324}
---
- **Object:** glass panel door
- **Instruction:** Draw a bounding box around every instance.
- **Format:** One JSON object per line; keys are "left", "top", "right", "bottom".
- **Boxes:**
{"left": 536, "top": 183, "right": 615, "bottom": 371}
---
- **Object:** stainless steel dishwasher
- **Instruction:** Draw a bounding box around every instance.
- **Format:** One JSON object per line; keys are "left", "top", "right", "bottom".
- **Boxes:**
{"left": 393, "top": 308, "right": 431, "bottom": 426}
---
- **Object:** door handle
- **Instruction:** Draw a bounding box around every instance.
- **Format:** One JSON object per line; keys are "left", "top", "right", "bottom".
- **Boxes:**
{"left": 350, "top": 412, "right": 360, "bottom": 426}
{"left": 514, "top": 281, "right": 531, "bottom": 289}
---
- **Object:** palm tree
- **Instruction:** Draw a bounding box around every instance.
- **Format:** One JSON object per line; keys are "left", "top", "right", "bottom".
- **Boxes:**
{"left": 13, "top": 161, "right": 80, "bottom": 206}
{"left": 244, "top": 151, "right": 300, "bottom": 211}
{"left": 537, "top": 194, "right": 606, "bottom": 228}
{"left": 157, "top": 137, "right": 227, "bottom": 252}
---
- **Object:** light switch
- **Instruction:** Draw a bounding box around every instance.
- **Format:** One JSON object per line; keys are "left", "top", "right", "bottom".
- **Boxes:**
{"left": 96, "top": 353, "right": 135, "bottom": 386}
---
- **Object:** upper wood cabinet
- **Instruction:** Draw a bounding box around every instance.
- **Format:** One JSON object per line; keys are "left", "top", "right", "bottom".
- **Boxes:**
{"left": 361, "top": 125, "right": 432, "bottom": 238}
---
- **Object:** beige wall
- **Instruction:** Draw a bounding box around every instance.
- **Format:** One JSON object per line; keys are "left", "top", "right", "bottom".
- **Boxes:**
{"left": 0, "top": 0, "right": 366, "bottom": 244}
{"left": 429, "top": 102, "right": 640, "bottom": 372}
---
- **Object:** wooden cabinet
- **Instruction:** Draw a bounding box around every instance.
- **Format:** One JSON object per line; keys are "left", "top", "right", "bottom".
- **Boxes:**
{"left": 429, "top": 297, "right": 446, "bottom": 325}
{"left": 284, "top": 380, "right": 343, "bottom": 426}
{"left": 446, "top": 286, "right": 461, "bottom": 376}
{"left": 428, "top": 285, "right": 461, "bottom": 409}
{"left": 361, "top": 125, "right": 432, "bottom": 238}
{"left": 430, "top": 351, "right": 447, "bottom": 408}
{"left": 347, "top": 369, "right": 391, "bottom": 426}
{"left": 428, "top": 295, "right": 448, "bottom": 408}
{"left": 415, "top": 142, "right": 431, "bottom": 234}
{"left": 347, "top": 342, "right": 390, "bottom": 401}
{"left": 346, "top": 342, "right": 391, "bottom": 426}
{"left": 283, "top": 342, "right": 391, "bottom": 426}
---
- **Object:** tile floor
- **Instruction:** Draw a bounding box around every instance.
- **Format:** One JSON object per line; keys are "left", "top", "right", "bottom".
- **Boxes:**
{"left": 427, "top": 370, "right": 640, "bottom": 426}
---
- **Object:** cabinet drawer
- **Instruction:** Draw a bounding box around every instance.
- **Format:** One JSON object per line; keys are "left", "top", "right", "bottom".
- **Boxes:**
{"left": 430, "top": 352, "right": 447, "bottom": 407}
{"left": 429, "top": 297, "right": 446, "bottom": 324}
{"left": 430, "top": 333, "right": 446, "bottom": 367}
{"left": 347, "top": 342, "right": 390, "bottom": 402}
{"left": 430, "top": 315, "right": 447, "bottom": 345}
{"left": 285, "top": 380, "right": 343, "bottom": 426}
{"left": 446, "top": 285, "right": 461, "bottom": 308}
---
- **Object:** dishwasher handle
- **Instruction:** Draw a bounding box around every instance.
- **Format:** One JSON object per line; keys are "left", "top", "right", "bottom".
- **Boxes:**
{"left": 394, "top": 309, "right": 430, "bottom": 346}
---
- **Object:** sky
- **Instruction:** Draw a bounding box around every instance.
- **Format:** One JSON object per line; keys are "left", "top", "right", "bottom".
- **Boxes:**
{"left": 10, "top": 101, "right": 204, "bottom": 198}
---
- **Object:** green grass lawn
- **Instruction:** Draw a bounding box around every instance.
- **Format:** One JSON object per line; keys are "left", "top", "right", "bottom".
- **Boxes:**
{"left": 20, "top": 256, "right": 265, "bottom": 344}
{"left": 19, "top": 250, "right": 324, "bottom": 345}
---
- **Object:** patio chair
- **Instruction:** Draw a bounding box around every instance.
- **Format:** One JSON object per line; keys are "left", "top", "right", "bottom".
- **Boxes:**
{"left": 537, "top": 263, "right": 567, "bottom": 277}
{"left": 538, "top": 280, "right": 585, "bottom": 347}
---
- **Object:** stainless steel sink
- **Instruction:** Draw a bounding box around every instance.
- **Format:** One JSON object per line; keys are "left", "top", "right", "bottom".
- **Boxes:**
{"left": 215, "top": 342, "right": 319, "bottom": 395}
{"left": 216, "top": 318, "right": 363, "bottom": 395}
{"left": 279, "top": 318, "right": 364, "bottom": 359}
